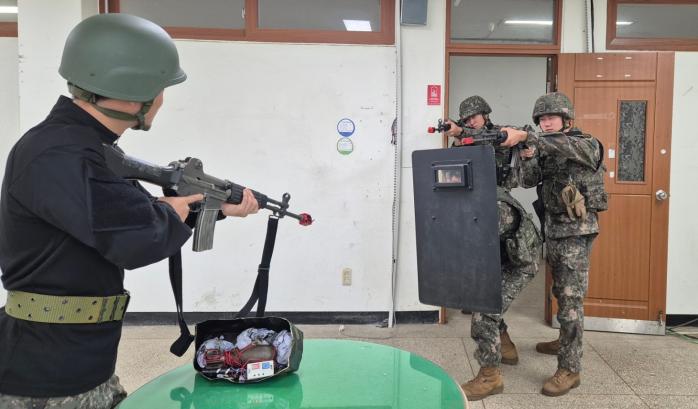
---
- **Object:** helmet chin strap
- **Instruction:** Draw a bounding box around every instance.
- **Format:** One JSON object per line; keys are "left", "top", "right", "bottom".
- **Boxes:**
{"left": 68, "top": 83, "right": 153, "bottom": 131}
{"left": 560, "top": 118, "right": 572, "bottom": 132}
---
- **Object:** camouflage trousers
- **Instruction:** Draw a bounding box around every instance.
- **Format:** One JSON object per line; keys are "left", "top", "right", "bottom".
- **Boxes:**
{"left": 0, "top": 375, "right": 126, "bottom": 409}
{"left": 547, "top": 234, "right": 596, "bottom": 373}
{"left": 471, "top": 261, "right": 538, "bottom": 367}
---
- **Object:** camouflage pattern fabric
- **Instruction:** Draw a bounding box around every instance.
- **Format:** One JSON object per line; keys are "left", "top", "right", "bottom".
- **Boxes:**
{"left": 531, "top": 92, "right": 575, "bottom": 124}
{"left": 459, "top": 95, "right": 491, "bottom": 120}
{"left": 450, "top": 117, "right": 542, "bottom": 368}
{"left": 547, "top": 234, "right": 596, "bottom": 373}
{"left": 522, "top": 128, "right": 607, "bottom": 239}
{"left": 494, "top": 144, "right": 518, "bottom": 190}
{"left": 471, "top": 189, "right": 541, "bottom": 368}
{"left": 519, "top": 123, "right": 607, "bottom": 373}
{"left": 0, "top": 375, "right": 126, "bottom": 409}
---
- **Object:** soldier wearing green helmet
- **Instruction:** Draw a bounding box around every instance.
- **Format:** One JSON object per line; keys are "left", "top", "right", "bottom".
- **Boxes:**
{"left": 0, "top": 13, "right": 258, "bottom": 409}
{"left": 442, "top": 96, "right": 541, "bottom": 402}
{"left": 501, "top": 92, "right": 607, "bottom": 397}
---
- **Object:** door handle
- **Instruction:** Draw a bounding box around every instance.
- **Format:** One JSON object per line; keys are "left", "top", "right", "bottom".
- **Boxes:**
{"left": 656, "top": 190, "right": 669, "bottom": 201}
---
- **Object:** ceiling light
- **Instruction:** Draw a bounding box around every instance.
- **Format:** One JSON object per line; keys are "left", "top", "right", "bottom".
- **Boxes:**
{"left": 343, "top": 20, "right": 372, "bottom": 32}
{"left": 616, "top": 21, "right": 634, "bottom": 26}
{"left": 0, "top": 6, "right": 18, "bottom": 14}
{"left": 504, "top": 20, "right": 553, "bottom": 25}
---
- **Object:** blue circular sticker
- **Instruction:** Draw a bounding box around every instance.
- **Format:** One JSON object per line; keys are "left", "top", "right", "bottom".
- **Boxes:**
{"left": 337, "top": 118, "right": 355, "bottom": 137}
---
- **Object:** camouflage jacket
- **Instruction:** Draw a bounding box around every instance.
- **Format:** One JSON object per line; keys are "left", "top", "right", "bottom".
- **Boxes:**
{"left": 520, "top": 128, "right": 608, "bottom": 239}
{"left": 497, "top": 187, "right": 542, "bottom": 267}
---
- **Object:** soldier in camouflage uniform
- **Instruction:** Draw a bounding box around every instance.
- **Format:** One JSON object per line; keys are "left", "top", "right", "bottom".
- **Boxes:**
{"left": 501, "top": 92, "right": 607, "bottom": 397}
{"left": 444, "top": 96, "right": 542, "bottom": 401}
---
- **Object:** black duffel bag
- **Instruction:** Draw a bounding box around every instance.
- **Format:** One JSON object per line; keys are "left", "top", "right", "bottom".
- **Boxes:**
{"left": 167, "top": 216, "right": 303, "bottom": 383}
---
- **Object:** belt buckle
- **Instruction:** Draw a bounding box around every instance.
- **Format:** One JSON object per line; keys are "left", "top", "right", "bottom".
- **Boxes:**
{"left": 100, "top": 290, "right": 131, "bottom": 322}
{"left": 98, "top": 297, "right": 110, "bottom": 323}
{"left": 121, "top": 290, "right": 131, "bottom": 320}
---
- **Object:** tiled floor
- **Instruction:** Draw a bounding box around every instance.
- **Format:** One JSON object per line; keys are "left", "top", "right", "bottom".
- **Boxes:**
{"left": 117, "top": 273, "right": 698, "bottom": 408}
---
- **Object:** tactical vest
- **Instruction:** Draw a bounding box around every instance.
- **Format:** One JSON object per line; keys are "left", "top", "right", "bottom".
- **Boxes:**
{"left": 490, "top": 124, "right": 518, "bottom": 189}
{"left": 494, "top": 145, "right": 516, "bottom": 189}
{"left": 497, "top": 188, "right": 542, "bottom": 267}
{"left": 539, "top": 131, "right": 608, "bottom": 215}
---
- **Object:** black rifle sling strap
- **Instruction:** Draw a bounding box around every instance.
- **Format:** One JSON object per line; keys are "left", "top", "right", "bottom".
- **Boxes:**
{"left": 235, "top": 215, "right": 279, "bottom": 318}
{"left": 169, "top": 250, "right": 195, "bottom": 357}
{"left": 168, "top": 215, "right": 280, "bottom": 356}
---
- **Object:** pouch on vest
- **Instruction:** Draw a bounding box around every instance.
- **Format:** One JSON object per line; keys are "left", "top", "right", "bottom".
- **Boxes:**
{"left": 504, "top": 215, "right": 541, "bottom": 267}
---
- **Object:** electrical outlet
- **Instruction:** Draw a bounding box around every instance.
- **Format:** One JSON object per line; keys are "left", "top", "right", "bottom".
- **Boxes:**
{"left": 342, "top": 268, "right": 352, "bottom": 286}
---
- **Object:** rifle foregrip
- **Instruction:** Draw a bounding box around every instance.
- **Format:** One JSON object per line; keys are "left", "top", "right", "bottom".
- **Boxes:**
{"left": 226, "top": 183, "right": 269, "bottom": 208}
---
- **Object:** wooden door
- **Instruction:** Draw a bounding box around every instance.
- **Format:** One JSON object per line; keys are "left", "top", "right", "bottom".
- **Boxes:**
{"left": 547, "top": 52, "right": 674, "bottom": 334}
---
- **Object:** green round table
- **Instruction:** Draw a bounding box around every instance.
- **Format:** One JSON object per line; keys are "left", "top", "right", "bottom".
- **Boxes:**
{"left": 117, "top": 339, "right": 467, "bottom": 409}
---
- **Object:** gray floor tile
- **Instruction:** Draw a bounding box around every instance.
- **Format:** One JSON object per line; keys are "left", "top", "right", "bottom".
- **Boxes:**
{"left": 639, "top": 394, "right": 698, "bottom": 409}
{"left": 591, "top": 343, "right": 698, "bottom": 395}
{"left": 396, "top": 317, "right": 470, "bottom": 338}
{"left": 115, "top": 278, "right": 698, "bottom": 409}
{"left": 465, "top": 339, "right": 634, "bottom": 395}
{"left": 586, "top": 330, "right": 693, "bottom": 350}
{"left": 496, "top": 307, "right": 558, "bottom": 339}
{"left": 116, "top": 338, "right": 193, "bottom": 393}
{"left": 120, "top": 324, "right": 185, "bottom": 340}
{"left": 481, "top": 393, "right": 649, "bottom": 409}
{"left": 509, "top": 262, "right": 546, "bottom": 310}
{"left": 298, "top": 323, "right": 353, "bottom": 338}
{"left": 468, "top": 400, "right": 486, "bottom": 409}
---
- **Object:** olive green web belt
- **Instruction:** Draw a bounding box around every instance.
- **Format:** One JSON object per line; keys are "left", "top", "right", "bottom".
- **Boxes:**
{"left": 4, "top": 290, "right": 130, "bottom": 324}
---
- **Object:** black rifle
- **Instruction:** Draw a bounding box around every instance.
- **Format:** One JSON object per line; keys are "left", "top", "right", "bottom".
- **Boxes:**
{"left": 427, "top": 121, "right": 533, "bottom": 185}
{"left": 427, "top": 118, "right": 464, "bottom": 134}
{"left": 103, "top": 144, "right": 312, "bottom": 252}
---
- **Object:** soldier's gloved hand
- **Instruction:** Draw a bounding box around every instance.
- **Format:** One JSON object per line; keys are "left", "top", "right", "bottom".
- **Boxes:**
{"left": 221, "top": 188, "right": 259, "bottom": 218}
{"left": 159, "top": 194, "right": 205, "bottom": 222}
{"left": 561, "top": 184, "right": 587, "bottom": 221}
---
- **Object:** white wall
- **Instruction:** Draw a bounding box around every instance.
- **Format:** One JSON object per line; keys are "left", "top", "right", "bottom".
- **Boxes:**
{"left": 0, "top": 37, "right": 18, "bottom": 306}
{"left": 394, "top": 0, "right": 445, "bottom": 311}
{"left": 122, "top": 42, "right": 397, "bottom": 312}
{"left": 666, "top": 53, "right": 698, "bottom": 314}
{"left": 8, "top": 0, "right": 397, "bottom": 313}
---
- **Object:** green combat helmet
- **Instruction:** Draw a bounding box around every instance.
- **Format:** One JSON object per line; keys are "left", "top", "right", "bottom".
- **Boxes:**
{"left": 59, "top": 13, "right": 187, "bottom": 130}
{"left": 459, "top": 95, "right": 492, "bottom": 120}
{"left": 532, "top": 92, "right": 574, "bottom": 125}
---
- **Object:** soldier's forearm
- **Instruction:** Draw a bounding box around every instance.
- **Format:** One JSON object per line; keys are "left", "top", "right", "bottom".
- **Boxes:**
{"left": 530, "top": 134, "right": 600, "bottom": 169}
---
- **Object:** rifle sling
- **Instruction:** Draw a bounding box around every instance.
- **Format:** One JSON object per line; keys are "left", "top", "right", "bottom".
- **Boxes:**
{"left": 169, "top": 215, "right": 280, "bottom": 357}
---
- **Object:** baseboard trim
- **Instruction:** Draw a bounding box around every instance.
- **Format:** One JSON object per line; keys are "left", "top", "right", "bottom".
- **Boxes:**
{"left": 123, "top": 310, "right": 439, "bottom": 326}
{"left": 666, "top": 314, "right": 698, "bottom": 327}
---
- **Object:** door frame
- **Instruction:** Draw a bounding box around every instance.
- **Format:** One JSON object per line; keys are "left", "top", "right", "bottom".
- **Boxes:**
{"left": 548, "top": 52, "right": 674, "bottom": 334}
{"left": 440, "top": 0, "right": 562, "bottom": 324}
{"left": 440, "top": 53, "right": 556, "bottom": 323}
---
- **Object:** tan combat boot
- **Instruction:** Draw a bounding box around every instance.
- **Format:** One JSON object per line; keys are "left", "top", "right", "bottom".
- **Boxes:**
{"left": 535, "top": 339, "right": 560, "bottom": 355}
{"left": 541, "top": 368, "right": 581, "bottom": 397}
{"left": 461, "top": 366, "right": 504, "bottom": 401}
{"left": 500, "top": 330, "right": 519, "bottom": 365}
